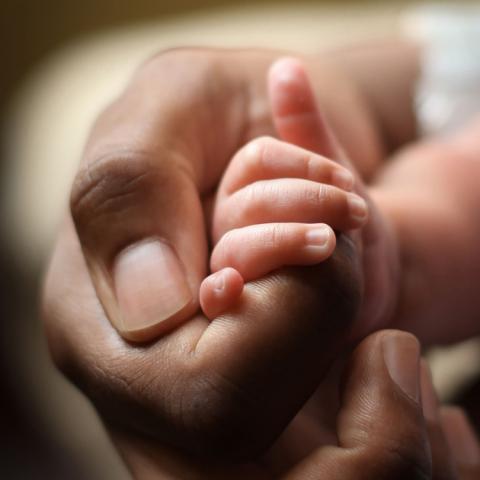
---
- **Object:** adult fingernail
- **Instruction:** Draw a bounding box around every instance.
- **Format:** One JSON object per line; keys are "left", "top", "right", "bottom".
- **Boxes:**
{"left": 383, "top": 332, "right": 420, "bottom": 402}
{"left": 305, "top": 224, "right": 331, "bottom": 248}
{"left": 420, "top": 360, "right": 439, "bottom": 422}
{"left": 442, "top": 408, "right": 480, "bottom": 466}
{"left": 114, "top": 240, "right": 192, "bottom": 334}
{"left": 332, "top": 169, "right": 354, "bottom": 191}
{"left": 347, "top": 194, "right": 368, "bottom": 224}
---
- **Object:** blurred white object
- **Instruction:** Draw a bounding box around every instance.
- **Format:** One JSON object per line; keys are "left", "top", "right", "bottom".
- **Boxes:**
{"left": 405, "top": 3, "right": 480, "bottom": 403}
{"left": 405, "top": 4, "right": 480, "bottom": 136}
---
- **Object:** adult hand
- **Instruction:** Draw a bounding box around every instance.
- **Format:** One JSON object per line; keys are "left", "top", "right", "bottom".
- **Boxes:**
{"left": 110, "top": 330, "right": 480, "bottom": 479}
{"left": 43, "top": 48, "right": 370, "bottom": 460}
{"left": 42, "top": 46, "right": 421, "bottom": 463}
{"left": 65, "top": 47, "right": 381, "bottom": 343}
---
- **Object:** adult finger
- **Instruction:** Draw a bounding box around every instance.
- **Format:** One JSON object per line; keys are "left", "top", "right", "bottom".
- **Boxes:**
{"left": 41, "top": 47, "right": 399, "bottom": 471}
{"left": 441, "top": 407, "right": 480, "bottom": 480}
{"left": 69, "top": 49, "right": 249, "bottom": 341}
{"left": 420, "top": 360, "right": 457, "bottom": 480}
{"left": 285, "top": 331, "right": 433, "bottom": 480}
{"left": 44, "top": 216, "right": 362, "bottom": 461}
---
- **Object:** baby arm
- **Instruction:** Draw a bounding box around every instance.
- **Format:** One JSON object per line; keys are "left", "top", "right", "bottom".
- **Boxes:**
{"left": 372, "top": 120, "right": 480, "bottom": 344}
{"left": 200, "top": 59, "right": 368, "bottom": 319}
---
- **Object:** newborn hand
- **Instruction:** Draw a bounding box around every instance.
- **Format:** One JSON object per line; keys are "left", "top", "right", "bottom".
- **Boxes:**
{"left": 201, "top": 59, "right": 399, "bottom": 342}
{"left": 44, "top": 49, "right": 365, "bottom": 462}
{"left": 199, "top": 135, "right": 367, "bottom": 318}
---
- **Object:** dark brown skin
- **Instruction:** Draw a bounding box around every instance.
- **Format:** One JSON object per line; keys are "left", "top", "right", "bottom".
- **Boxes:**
{"left": 42, "top": 45, "right": 480, "bottom": 477}
{"left": 110, "top": 331, "right": 480, "bottom": 479}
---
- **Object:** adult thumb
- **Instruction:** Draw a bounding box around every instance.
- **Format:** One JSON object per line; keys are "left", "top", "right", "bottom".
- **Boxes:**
{"left": 71, "top": 149, "right": 207, "bottom": 342}
{"left": 285, "top": 330, "right": 433, "bottom": 480}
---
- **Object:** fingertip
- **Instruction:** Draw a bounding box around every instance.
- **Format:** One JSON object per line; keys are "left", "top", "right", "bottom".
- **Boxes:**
{"left": 268, "top": 56, "right": 311, "bottom": 117}
{"left": 304, "top": 223, "right": 336, "bottom": 260}
{"left": 336, "top": 330, "right": 425, "bottom": 454}
{"left": 268, "top": 57, "right": 306, "bottom": 85}
{"left": 221, "top": 267, "right": 244, "bottom": 294}
{"left": 268, "top": 56, "right": 338, "bottom": 158}
{"left": 382, "top": 330, "right": 421, "bottom": 403}
{"left": 347, "top": 194, "right": 369, "bottom": 227}
{"left": 200, "top": 268, "right": 244, "bottom": 320}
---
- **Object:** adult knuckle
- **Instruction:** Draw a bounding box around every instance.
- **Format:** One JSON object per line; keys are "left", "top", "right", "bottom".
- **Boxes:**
{"left": 70, "top": 151, "right": 156, "bottom": 242}
{"left": 138, "top": 47, "right": 221, "bottom": 89}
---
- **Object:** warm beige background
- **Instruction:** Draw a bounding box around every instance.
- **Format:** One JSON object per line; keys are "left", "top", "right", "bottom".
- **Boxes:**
{"left": 2, "top": 1, "right": 479, "bottom": 478}
{"left": 2, "top": 0, "right": 417, "bottom": 114}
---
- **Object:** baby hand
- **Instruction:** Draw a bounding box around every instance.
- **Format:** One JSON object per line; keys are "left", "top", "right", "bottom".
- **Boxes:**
{"left": 200, "top": 60, "right": 368, "bottom": 319}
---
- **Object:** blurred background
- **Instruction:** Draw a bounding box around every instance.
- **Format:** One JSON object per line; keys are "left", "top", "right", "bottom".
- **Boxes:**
{"left": 2, "top": 1, "right": 480, "bottom": 478}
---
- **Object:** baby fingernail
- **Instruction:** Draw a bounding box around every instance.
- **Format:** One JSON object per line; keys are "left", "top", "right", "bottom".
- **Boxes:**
{"left": 347, "top": 194, "right": 368, "bottom": 223}
{"left": 383, "top": 332, "right": 420, "bottom": 402}
{"left": 333, "top": 169, "right": 354, "bottom": 191}
{"left": 305, "top": 225, "right": 331, "bottom": 247}
{"left": 212, "top": 270, "right": 226, "bottom": 293}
